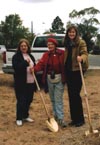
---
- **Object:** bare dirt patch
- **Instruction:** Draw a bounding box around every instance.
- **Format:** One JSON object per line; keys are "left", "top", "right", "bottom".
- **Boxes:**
{"left": 0, "top": 70, "right": 100, "bottom": 145}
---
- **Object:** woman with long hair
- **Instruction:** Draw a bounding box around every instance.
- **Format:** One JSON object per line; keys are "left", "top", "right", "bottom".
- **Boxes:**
{"left": 64, "top": 25, "right": 88, "bottom": 127}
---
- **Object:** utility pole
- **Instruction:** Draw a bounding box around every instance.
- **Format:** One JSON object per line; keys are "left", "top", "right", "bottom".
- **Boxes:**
{"left": 31, "top": 21, "right": 34, "bottom": 39}
{"left": 31, "top": 21, "right": 33, "bottom": 34}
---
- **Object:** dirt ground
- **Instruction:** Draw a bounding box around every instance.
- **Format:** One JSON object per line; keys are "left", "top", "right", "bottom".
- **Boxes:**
{"left": 0, "top": 70, "right": 100, "bottom": 145}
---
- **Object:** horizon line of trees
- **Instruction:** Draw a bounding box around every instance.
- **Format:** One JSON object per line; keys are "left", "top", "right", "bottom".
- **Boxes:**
{"left": 0, "top": 7, "right": 100, "bottom": 52}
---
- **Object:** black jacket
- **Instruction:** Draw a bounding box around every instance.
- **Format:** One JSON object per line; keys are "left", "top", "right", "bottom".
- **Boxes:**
{"left": 12, "top": 51, "right": 35, "bottom": 92}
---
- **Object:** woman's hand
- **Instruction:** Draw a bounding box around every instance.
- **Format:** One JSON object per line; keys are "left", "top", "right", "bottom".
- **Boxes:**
{"left": 77, "top": 56, "right": 83, "bottom": 63}
{"left": 26, "top": 58, "right": 30, "bottom": 64}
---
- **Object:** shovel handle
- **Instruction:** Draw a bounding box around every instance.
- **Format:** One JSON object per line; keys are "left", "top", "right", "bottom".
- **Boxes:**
{"left": 32, "top": 71, "right": 50, "bottom": 118}
{"left": 78, "top": 62, "right": 93, "bottom": 132}
{"left": 78, "top": 62, "right": 87, "bottom": 95}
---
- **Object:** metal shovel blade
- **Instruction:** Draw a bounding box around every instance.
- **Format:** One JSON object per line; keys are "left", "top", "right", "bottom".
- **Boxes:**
{"left": 46, "top": 117, "right": 59, "bottom": 132}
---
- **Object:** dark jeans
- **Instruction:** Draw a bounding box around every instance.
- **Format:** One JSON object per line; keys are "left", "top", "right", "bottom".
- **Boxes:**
{"left": 66, "top": 70, "right": 85, "bottom": 123}
{"left": 15, "top": 83, "right": 34, "bottom": 120}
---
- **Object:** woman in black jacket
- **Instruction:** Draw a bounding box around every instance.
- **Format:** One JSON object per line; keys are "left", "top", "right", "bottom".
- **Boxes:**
{"left": 12, "top": 39, "right": 36, "bottom": 126}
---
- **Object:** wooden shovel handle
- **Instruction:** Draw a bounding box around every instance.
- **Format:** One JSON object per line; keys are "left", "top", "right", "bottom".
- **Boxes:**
{"left": 78, "top": 62, "right": 87, "bottom": 95}
{"left": 32, "top": 71, "right": 50, "bottom": 118}
{"left": 78, "top": 62, "right": 93, "bottom": 132}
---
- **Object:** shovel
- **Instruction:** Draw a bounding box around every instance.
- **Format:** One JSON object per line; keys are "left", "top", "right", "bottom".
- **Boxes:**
{"left": 78, "top": 62, "right": 99, "bottom": 136}
{"left": 32, "top": 71, "right": 59, "bottom": 132}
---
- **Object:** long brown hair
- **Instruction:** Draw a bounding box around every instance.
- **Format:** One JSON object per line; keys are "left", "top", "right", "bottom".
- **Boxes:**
{"left": 64, "top": 25, "right": 80, "bottom": 47}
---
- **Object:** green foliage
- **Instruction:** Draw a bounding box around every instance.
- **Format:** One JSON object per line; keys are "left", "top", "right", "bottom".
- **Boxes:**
{"left": 68, "top": 7, "right": 100, "bottom": 52}
{"left": 69, "top": 7, "right": 100, "bottom": 18}
{"left": 1, "top": 7, "right": 100, "bottom": 50}
{"left": 50, "top": 16, "right": 65, "bottom": 34}
{"left": 0, "top": 14, "right": 34, "bottom": 48}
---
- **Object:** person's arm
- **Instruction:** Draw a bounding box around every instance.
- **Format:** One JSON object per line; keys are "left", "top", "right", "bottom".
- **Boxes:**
{"left": 77, "top": 40, "right": 88, "bottom": 63}
{"left": 33, "top": 53, "right": 46, "bottom": 72}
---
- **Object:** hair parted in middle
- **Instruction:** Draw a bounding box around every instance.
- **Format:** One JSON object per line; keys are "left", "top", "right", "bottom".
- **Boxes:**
{"left": 63, "top": 25, "right": 80, "bottom": 47}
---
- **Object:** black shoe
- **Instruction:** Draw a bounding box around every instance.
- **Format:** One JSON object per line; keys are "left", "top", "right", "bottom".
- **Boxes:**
{"left": 57, "top": 119, "right": 67, "bottom": 128}
{"left": 68, "top": 121, "right": 75, "bottom": 126}
{"left": 75, "top": 121, "right": 85, "bottom": 127}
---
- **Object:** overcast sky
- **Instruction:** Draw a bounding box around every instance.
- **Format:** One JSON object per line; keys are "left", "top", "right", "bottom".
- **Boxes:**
{"left": 0, "top": 0, "right": 99, "bottom": 34}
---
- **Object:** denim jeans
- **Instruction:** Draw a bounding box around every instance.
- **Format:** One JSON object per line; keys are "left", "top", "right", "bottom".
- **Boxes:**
{"left": 47, "top": 78, "right": 64, "bottom": 120}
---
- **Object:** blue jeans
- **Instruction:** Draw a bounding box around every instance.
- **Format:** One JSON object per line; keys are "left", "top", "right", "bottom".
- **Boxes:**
{"left": 47, "top": 78, "right": 64, "bottom": 120}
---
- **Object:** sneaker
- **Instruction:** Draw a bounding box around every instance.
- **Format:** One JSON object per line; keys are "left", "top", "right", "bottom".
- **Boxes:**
{"left": 23, "top": 117, "right": 34, "bottom": 122}
{"left": 16, "top": 120, "right": 23, "bottom": 126}
{"left": 57, "top": 119, "right": 67, "bottom": 128}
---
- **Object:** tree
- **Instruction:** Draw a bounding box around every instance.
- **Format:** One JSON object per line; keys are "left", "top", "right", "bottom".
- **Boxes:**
{"left": 67, "top": 7, "right": 100, "bottom": 52}
{"left": 50, "top": 16, "right": 65, "bottom": 34}
{"left": 0, "top": 14, "right": 34, "bottom": 48}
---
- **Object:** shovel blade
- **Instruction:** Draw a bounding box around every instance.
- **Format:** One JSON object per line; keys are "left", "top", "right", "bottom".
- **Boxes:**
{"left": 46, "top": 117, "right": 59, "bottom": 132}
{"left": 85, "top": 130, "right": 99, "bottom": 136}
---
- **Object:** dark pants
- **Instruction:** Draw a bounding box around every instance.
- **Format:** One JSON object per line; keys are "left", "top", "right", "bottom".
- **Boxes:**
{"left": 15, "top": 83, "right": 34, "bottom": 120}
{"left": 66, "top": 70, "right": 85, "bottom": 123}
